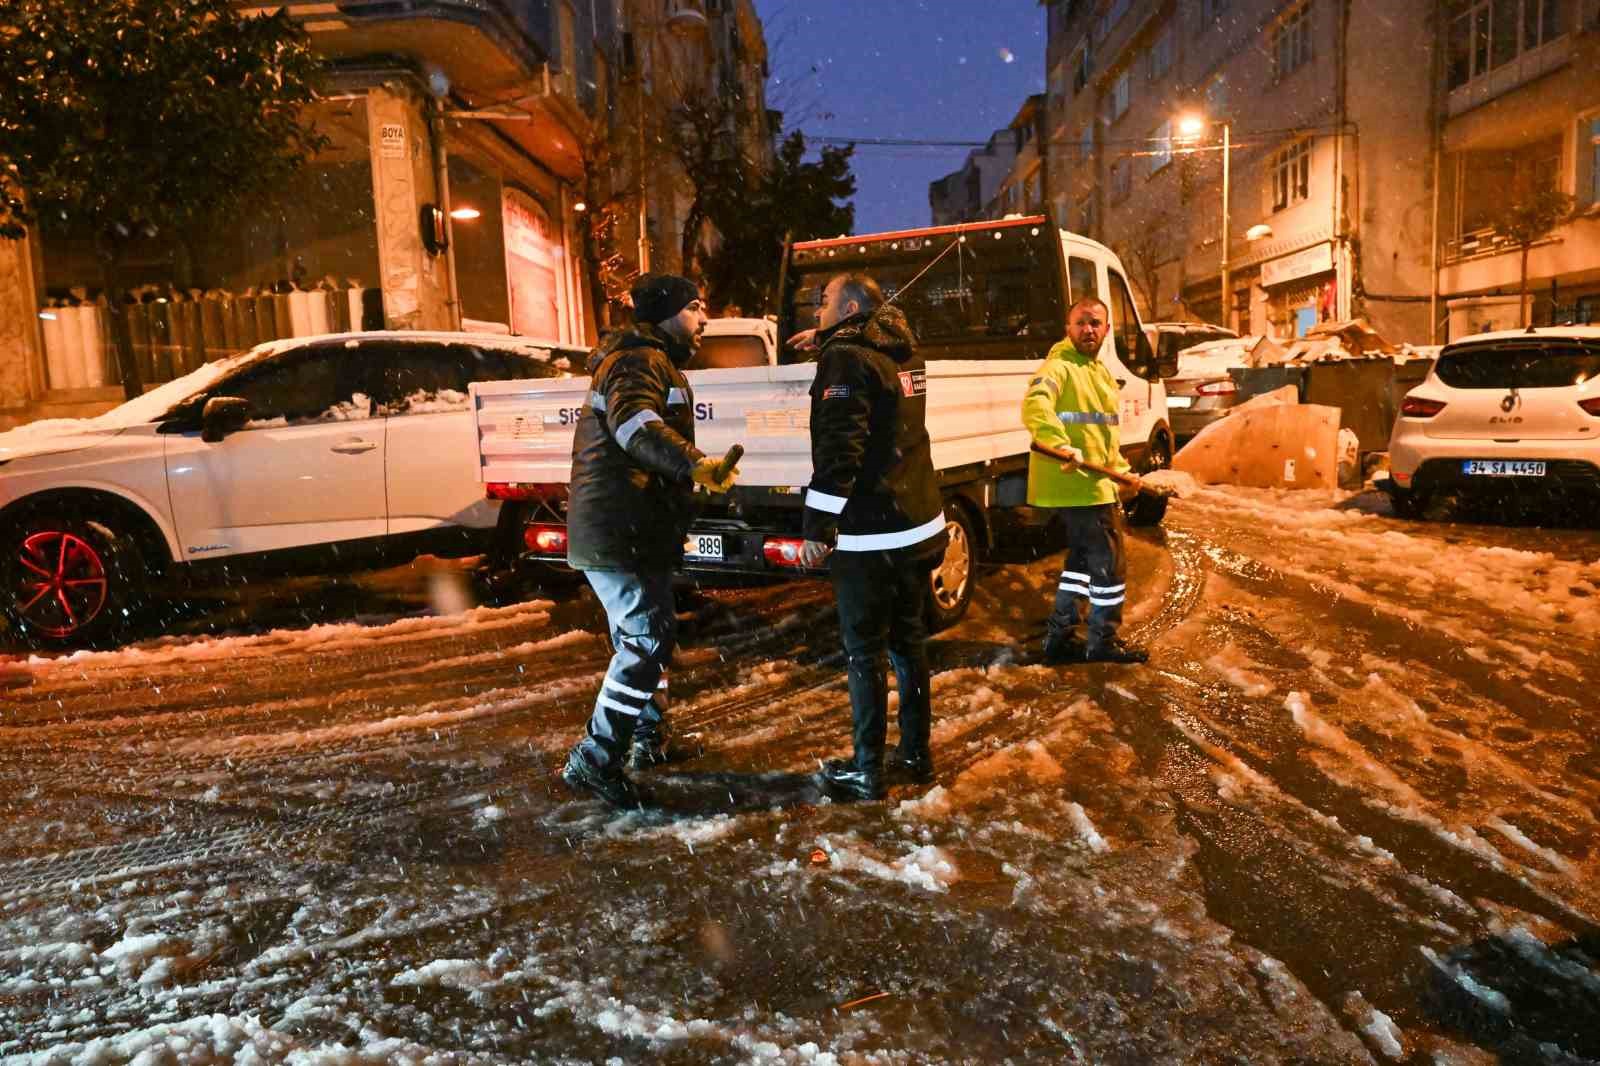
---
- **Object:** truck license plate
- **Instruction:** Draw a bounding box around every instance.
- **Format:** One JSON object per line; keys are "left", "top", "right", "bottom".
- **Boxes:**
{"left": 1461, "top": 460, "right": 1546, "bottom": 477}
{"left": 685, "top": 534, "right": 723, "bottom": 559}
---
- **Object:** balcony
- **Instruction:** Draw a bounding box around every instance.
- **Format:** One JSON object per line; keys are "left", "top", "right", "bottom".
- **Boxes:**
{"left": 1447, "top": 33, "right": 1570, "bottom": 118}
{"left": 1442, "top": 224, "right": 1560, "bottom": 264}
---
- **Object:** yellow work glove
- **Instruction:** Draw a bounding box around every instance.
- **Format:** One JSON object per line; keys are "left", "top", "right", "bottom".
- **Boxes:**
{"left": 690, "top": 456, "right": 739, "bottom": 494}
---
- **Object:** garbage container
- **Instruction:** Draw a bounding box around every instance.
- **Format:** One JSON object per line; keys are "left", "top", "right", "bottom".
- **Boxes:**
{"left": 1303, "top": 358, "right": 1399, "bottom": 452}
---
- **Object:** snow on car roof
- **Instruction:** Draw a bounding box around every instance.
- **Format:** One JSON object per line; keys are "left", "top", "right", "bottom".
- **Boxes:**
{"left": 1444, "top": 326, "right": 1600, "bottom": 348}
{"left": 292, "top": 330, "right": 592, "bottom": 357}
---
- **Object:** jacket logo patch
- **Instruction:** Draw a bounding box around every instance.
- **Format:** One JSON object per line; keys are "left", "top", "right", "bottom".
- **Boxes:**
{"left": 897, "top": 369, "right": 927, "bottom": 397}
{"left": 822, "top": 384, "right": 851, "bottom": 399}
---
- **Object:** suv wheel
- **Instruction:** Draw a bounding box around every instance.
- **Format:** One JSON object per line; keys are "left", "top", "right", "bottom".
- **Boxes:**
{"left": 2, "top": 512, "right": 144, "bottom": 648}
{"left": 926, "top": 504, "right": 978, "bottom": 632}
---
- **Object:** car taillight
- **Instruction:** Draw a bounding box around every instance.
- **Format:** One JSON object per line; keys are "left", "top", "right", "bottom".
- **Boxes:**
{"left": 1194, "top": 379, "right": 1237, "bottom": 396}
{"left": 1401, "top": 396, "right": 1447, "bottom": 417}
{"left": 762, "top": 536, "right": 806, "bottom": 568}
{"left": 1579, "top": 397, "right": 1600, "bottom": 416}
{"left": 523, "top": 524, "right": 568, "bottom": 554}
{"left": 487, "top": 482, "right": 564, "bottom": 502}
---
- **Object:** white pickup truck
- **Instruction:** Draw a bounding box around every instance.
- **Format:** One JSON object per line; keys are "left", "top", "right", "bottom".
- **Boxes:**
{"left": 473, "top": 214, "right": 1176, "bottom": 628}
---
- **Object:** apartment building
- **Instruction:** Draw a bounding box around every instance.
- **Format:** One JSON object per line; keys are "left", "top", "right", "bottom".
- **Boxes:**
{"left": 1044, "top": 0, "right": 1436, "bottom": 343}
{"left": 1435, "top": 0, "right": 1600, "bottom": 335}
{"left": 929, "top": 123, "right": 1026, "bottom": 225}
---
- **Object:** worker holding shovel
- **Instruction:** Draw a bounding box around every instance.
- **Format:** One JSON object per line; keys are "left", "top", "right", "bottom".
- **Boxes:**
{"left": 1022, "top": 297, "right": 1152, "bottom": 665}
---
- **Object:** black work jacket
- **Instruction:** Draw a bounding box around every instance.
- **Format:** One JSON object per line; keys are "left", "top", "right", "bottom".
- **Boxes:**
{"left": 566, "top": 325, "right": 704, "bottom": 571}
{"left": 802, "top": 307, "right": 946, "bottom": 557}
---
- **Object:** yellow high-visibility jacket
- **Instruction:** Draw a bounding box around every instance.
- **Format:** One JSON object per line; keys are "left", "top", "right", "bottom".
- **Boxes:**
{"left": 1021, "top": 338, "right": 1130, "bottom": 508}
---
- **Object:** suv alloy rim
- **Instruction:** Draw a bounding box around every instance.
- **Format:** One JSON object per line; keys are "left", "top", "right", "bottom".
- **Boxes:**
{"left": 931, "top": 517, "right": 971, "bottom": 610}
{"left": 16, "top": 530, "right": 109, "bottom": 638}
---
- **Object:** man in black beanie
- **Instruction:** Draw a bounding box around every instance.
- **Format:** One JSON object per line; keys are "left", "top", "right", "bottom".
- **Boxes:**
{"left": 560, "top": 273, "right": 739, "bottom": 809}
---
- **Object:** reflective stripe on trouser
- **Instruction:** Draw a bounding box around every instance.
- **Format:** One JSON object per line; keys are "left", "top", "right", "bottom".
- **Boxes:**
{"left": 1045, "top": 503, "right": 1127, "bottom": 648}
{"left": 573, "top": 568, "right": 677, "bottom": 771}
{"left": 829, "top": 548, "right": 935, "bottom": 768}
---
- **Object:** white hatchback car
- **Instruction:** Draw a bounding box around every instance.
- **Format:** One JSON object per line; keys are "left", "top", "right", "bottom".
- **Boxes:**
{"left": 1382, "top": 326, "right": 1600, "bottom": 519}
{"left": 0, "top": 331, "right": 582, "bottom": 647}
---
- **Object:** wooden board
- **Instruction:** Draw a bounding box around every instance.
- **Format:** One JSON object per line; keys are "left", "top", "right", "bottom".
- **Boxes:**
{"left": 1172, "top": 402, "right": 1341, "bottom": 489}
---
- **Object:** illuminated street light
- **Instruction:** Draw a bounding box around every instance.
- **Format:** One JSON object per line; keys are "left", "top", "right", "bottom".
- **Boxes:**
{"left": 449, "top": 206, "right": 481, "bottom": 221}
{"left": 1175, "top": 111, "right": 1232, "bottom": 329}
{"left": 573, "top": 201, "right": 588, "bottom": 213}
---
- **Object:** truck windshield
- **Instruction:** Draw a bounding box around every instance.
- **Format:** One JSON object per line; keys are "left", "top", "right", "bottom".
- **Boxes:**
{"left": 786, "top": 227, "right": 1065, "bottom": 362}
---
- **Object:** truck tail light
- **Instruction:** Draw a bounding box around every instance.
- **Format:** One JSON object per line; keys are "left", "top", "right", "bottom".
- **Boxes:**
{"left": 1195, "top": 379, "right": 1237, "bottom": 396}
{"left": 487, "top": 482, "right": 564, "bottom": 502}
{"left": 1579, "top": 397, "right": 1600, "bottom": 416}
{"left": 762, "top": 536, "right": 806, "bottom": 568}
{"left": 524, "top": 524, "right": 568, "bottom": 554}
{"left": 1401, "top": 396, "right": 1447, "bottom": 418}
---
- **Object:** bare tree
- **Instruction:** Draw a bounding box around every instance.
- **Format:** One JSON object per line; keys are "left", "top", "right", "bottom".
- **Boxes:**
{"left": 1112, "top": 208, "right": 1176, "bottom": 321}
{"left": 1494, "top": 178, "right": 1577, "bottom": 327}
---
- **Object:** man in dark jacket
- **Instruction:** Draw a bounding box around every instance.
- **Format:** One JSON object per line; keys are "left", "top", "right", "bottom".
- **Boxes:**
{"left": 560, "top": 274, "right": 738, "bottom": 809}
{"left": 800, "top": 273, "right": 947, "bottom": 802}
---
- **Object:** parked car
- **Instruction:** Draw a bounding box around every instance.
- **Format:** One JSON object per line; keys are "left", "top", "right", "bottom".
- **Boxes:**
{"left": 1160, "top": 331, "right": 1263, "bottom": 443}
{"left": 1379, "top": 326, "right": 1600, "bottom": 519}
{"left": 0, "top": 331, "right": 583, "bottom": 647}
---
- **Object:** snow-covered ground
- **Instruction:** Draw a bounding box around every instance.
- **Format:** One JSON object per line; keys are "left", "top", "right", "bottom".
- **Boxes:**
{"left": 1, "top": 486, "right": 1596, "bottom": 1064}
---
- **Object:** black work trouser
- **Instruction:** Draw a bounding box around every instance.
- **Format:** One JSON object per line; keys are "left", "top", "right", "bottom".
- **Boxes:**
{"left": 829, "top": 547, "right": 934, "bottom": 769}
{"left": 1046, "top": 503, "right": 1127, "bottom": 649}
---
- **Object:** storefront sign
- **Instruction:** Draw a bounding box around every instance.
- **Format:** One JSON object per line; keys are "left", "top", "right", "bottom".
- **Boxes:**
{"left": 379, "top": 123, "right": 407, "bottom": 159}
{"left": 503, "top": 188, "right": 565, "bottom": 342}
{"left": 1261, "top": 241, "right": 1333, "bottom": 288}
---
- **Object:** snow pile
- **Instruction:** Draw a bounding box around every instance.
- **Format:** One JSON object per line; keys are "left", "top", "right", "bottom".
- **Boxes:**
{"left": 895, "top": 785, "right": 954, "bottom": 821}
{"left": 390, "top": 958, "right": 495, "bottom": 999}
{"left": 1141, "top": 468, "right": 1199, "bottom": 497}
{"left": 807, "top": 835, "right": 960, "bottom": 894}
{"left": 1063, "top": 802, "right": 1110, "bottom": 853}
{"left": 1341, "top": 992, "right": 1405, "bottom": 1060}
{"left": 1204, "top": 646, "right": 1274, "bottom": 697}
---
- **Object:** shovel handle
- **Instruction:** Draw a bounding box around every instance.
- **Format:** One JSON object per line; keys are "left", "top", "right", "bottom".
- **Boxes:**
{"left": 1030, "top": 442, "right": 1169, "bottom": 496}
{"left": 713, "top": 443, "right": 744, "bottom": 483}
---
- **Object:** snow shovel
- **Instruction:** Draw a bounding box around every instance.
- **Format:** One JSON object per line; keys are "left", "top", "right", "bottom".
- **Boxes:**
{"left": 1029, "top": 442, "right": 1176, "bottom": 498}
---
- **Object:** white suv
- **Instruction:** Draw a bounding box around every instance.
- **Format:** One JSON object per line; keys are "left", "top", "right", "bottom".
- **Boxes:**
{"left": 0, "top": 331, "right": 582, "bottom": 647}
{"left": 1382, "top": 326, "right": 1600, "bottom": 518}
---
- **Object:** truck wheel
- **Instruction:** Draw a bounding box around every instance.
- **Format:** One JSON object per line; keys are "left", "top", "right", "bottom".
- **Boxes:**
{"left": 1, "top": 511, "right": 145, "bottom": 648}
{"left": 1123, "top": 431, "right": 1172, "bottom": 527}
{"left": 926, "top": 504, "right": 978, "bottom": 632}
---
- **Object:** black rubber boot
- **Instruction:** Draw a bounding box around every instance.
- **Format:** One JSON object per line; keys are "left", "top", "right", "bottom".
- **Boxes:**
{"left": 561, "top": 748, "right": 642, "bottom": 809}
{"left": 885, "top": 748, "right": 934, "bottom": 785}
{"left": 625, "top": 721, "right": 671, "bottom": 771}
{"left": 1083, "top": 636, "right": 1149, "bottom": 664}
{"left": 819, "top": 757, "right": 885, "bottom": 801}
{"left": 1042, "top": 635, "right": 1086, "bottom": 664}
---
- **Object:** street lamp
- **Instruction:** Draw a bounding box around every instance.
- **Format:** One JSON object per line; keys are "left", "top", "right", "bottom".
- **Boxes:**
{"left": 1176, "top": 111, "right": 1231, "bottom": 330}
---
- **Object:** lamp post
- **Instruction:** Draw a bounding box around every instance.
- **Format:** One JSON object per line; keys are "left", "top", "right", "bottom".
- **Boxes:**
{"left": 1177, "top": 113, "right": 1231, "bottom": 329}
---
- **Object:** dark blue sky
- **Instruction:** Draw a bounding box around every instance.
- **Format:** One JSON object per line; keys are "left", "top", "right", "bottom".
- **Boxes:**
{"left": 752, "top": 1, "right": 1047, "bottom": 234}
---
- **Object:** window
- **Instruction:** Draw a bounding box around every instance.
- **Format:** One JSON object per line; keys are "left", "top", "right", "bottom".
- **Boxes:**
{"left": 1111, "top": 158, "right": 1132, "bottom": 202}
{"left": 1270, "top": 139, "right": 1311, "bottom": 211}
{"left": 1110, "top": 70, "right": 1131, "bottom": 121}
{"left": 228, "top": 348, "right": 373, "bottom": 426}
{"left": 1079, "top": 122, "right": 1094, "bottom": 160}
{"left": 1588, "top": 116, "right": 1600, "bottom": 203}
{"left": 375, "top": 343, "right": 561, "bottom": 416}
{"left": 1272, "top": 3, "right": 1314, "bottom": 80}
{"left": 1068, "top": 256, "right": 1100, "bottom": 304}
{"left": 1202, "top": 0, "right": 1230, "bottom": 19}
{"left": 1148, "top": 21, "right": 1174, "bottom": 81}
{"left": 1447, "top": 0, "right": 1564, "bottom": 89}
{"left": 1149, "top": 120, "right": 1172, "bottom": 174}
{"left": 1072, "top": 43, "right": 1092, "bottom": 94}
{"left": 1108, "top": 270, "right": 1156, "bottom": 379}
{"left": 1097, "top": 0, "right": 1132, "bottom": 40}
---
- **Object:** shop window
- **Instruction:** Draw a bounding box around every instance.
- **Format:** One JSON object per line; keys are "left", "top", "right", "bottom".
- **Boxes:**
{"left": 1272, "top": 3, "right": 1314, "bottom": 81}
{"left": 447, "top": 152, "right": 510, "bottom": 330}
{"left": 1270, "top": 139, "right": 1311, "bottom": 212}
{"left": 1586, "top": 115, "right": 1600, "bottom": 204}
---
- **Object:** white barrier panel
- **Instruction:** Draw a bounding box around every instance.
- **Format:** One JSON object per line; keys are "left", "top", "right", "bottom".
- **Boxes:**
{"left": 41, "top": 310, "right": 69, "bottom": 390}
{"left": 288, "top": 291, "right": 314, "bottom": 337}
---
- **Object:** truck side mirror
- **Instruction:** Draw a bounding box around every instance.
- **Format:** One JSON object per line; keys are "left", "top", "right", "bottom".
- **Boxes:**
{"left": 201, "top": 396, "right": 251, "bottom": 442}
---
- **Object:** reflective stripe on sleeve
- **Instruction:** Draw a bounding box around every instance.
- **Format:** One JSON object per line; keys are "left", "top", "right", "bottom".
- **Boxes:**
{"left": 835, "top": 512, "right": 947, "bottom": 552}
{"left": 598, "top": 696, "right": 644, "bottom": 717}
{"left": 1058, "top": 411, "right": 1120, "bottom": 426}
{"left": 615, "top": 409, "right": 662, "bottom": 448}
{"left": 588, "top": 391, "right": 607, "bottom": 411}
{"left": 804, "top": 488, "right": 848, "bottom": 515}
{"left": 667, "top": 387, "right": 688, "bottom": 405}
{"left": 603, "top": 675, "right": 654, "bottom": 702}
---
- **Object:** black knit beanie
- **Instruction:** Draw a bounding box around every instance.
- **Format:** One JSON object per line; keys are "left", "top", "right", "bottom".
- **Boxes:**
{"left": 631, "top": 273, "right": 699, "bottom": 325}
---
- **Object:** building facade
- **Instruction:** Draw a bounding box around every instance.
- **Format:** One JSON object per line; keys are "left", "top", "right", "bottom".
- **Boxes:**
{"left": 1043, "top": 0, "right": 1437, "bottom": 344}
{"left": 1, "top": 0, "right": 772, "bottom": 428}
{"left": 1435, "top": 0, "right": 1600, "bottom": 336}
{"left": 929, "top": 124, "right": 1025, "bottom": 225}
